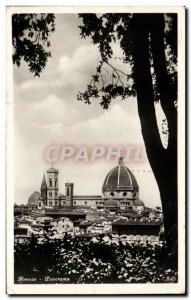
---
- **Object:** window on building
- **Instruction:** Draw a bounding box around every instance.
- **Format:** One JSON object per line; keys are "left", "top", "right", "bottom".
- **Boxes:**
{"left": 55, "top": 201, "right": 58, "bottom": 206}
{"left": 49, "top": 201, "right": 52, "bottom": 206}
{"left": 66, "top": 187, "right": 69, "bottom": 197}
{"left": 63, "top": 201, "right": 65, "bottom": 205}
{"left": 123, "top": 192, "right": 127, "bottom": 196}
{"left": 49, "top": 179, "right": 52, "bottom": 187}
{"left": 85, "top": 201, "right": 87, "bottom": 205}
{"left": 55, "top": 179, "right": 57, "bottom": 187}
{"left": 74, "top": 201, "right": 76, "bottom": 205}
{"left": 55, "top": 192, "right": 58, "bottom": 197}
{"left": 49, "top": 192, "right": 52, "bottom": 197}
{"left": 110, "top": 192, "right": 114, "bottom": 196}
{"left": 38, "top": 202, "right": 42, "bottom": 207}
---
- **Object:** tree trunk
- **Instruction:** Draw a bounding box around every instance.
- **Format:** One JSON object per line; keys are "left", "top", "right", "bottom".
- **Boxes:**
{"left": 131, "top": 14, "right": 177, "bottom": 262}
{"left": 149, "top": 14, "right": 178, "bottom": 260}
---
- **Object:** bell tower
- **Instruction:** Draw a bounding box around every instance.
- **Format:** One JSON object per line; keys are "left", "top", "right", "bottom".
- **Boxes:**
{"left": 40, "top": 172, "right": 47, "bottom": 204}
{"left": 46, "top": 164, "right": 59, "bottom": 207}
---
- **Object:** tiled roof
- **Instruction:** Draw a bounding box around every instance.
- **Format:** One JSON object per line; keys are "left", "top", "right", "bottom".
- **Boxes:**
{"left": 102, "top": 165, "right": 139, "bottom": 193}
{"left": 113, "top": 218, "right": 163, "bottom": 226}
{"left": 58, "top": 195, "right": 102, "bottom": 200}
{"left": 105, "top": 199, "right": 119, "bottom": 207}
{"left": 28, "top": 191, "right": 40, "bottom": 204}
{"left": 134, "top": 198, "right": 145, "bottom": 206}
{"left": 73, "top": 195, "right": 102, "bottom": 199}
{"left": 45, "top": 211, "right": 86, "bottom": 216}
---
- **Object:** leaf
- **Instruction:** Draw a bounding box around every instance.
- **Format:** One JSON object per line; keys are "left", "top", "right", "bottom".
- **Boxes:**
{"left": 12, "top": 13, "right": 55, "bottom": 76}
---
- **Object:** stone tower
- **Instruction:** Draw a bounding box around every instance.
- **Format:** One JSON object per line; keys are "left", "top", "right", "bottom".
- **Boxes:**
{"left": 46, "top": 165, "right": 59, "bottom": 207}
{"left": 40, "top": 172, "right": 47, "bottom": 204}
{"left": 65, "top": 182, "right": 74, "bottom": 208}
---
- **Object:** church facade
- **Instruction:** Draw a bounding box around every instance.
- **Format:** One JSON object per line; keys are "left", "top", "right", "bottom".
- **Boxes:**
{"left": 37, "top": 157, "right": 145, "bottom": 212}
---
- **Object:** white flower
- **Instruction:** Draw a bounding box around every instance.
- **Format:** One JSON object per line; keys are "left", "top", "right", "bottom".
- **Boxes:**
{"left": 86, "top": 267, "right": 91, "bottom": 273}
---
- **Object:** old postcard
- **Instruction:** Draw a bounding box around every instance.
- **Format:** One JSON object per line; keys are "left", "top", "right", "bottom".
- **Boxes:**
{"left": 6, "top": 6, "right": 185, "bottom": 294}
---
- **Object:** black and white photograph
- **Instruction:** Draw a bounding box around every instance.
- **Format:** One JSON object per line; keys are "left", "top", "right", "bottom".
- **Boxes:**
{"left": 6, "top": 6, "right": 185, "bottom": 295}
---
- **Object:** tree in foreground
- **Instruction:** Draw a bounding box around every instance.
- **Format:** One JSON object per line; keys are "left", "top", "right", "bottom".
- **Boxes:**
{"left": 77, "top": 13, "right": 178, "bottom": 260}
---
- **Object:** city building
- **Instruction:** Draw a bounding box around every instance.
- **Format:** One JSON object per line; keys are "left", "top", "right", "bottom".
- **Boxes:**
{"left": 14, "top": 157, "right": 164, "bottom": 244}
{"left": 112, "top": 218, "right": 163, "bottom": 242}
{"left": 27, "top": 156, "right": 146, "bottom": 211}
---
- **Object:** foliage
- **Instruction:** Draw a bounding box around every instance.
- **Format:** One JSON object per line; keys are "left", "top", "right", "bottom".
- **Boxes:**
{"left": 14, "top": 234, "right": 177, "bottom": 284}
{"left": 12, "top": 14, "right": 55, "bottom": 76}
{"left": 77, "top": 13, "right": 177, "bottom": 109}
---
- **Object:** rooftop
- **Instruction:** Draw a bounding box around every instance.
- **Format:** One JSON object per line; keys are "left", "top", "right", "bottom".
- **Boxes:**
{"left": 59, "top": 195, "right": 102, "bottom": 200}
{"left": 113, "top": 218, "right": 163, "bottom": 226}
{"left": 102, "top": 158, "right": 139, "bottom": 193}
{"left": 45, "top": 210, "right": 86, "bottom": 216}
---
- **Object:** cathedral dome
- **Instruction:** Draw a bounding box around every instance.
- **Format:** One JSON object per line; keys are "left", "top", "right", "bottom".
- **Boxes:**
{"left": 134, "top": 198, "right": 144, "bottom": 207}
{"left": 102, "top": 157, "right": 139, "bottom": 193}
{"left": 28, "top": 191, "right": 41, "bottom": 204}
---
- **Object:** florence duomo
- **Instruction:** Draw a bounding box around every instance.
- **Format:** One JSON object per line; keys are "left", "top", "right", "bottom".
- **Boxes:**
{"left": 32, "top": 156, "right": 145, "bottom": 213}
{"left": 15, "top": 155, "right": 165, "bottom": 249}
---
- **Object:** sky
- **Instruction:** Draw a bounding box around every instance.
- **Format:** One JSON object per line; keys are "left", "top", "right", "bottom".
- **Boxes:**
{"left": 13, "top": 13, "right": 163, "bottom": 208}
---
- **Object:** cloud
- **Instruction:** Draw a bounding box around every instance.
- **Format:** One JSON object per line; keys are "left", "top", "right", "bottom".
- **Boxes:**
{"left": 19, "top": 80, "right": 48, "bottom": 91}
{"left": 65, "top": 99, "right": 143, "bottom": 146}
{"left": 34, "top": 94, "right": 65, "bottom": 123}
{"left": 50, "top": 44, "right": 100, "bottom": 90}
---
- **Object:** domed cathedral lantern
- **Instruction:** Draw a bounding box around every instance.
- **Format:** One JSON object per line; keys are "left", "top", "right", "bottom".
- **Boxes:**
{"left": 102, "top": 156, "right": 139, "bottom": 210}
{"left": 46, "top": 163, "right": 59, "bottom": 208}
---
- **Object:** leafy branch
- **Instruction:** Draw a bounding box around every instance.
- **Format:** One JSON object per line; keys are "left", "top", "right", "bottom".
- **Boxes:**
{"left": 78, "top": 13, "right": 177, "bottom": 109}
{"left": 77, "top": 59, "right": 135, "bottom": 109}
{"left": 12, "top": 13, "right": 55, "bottom": 76}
